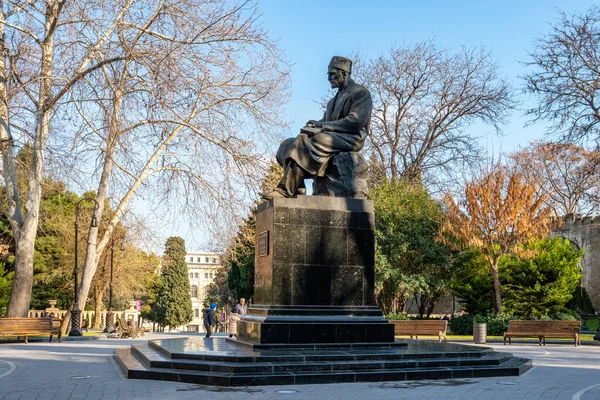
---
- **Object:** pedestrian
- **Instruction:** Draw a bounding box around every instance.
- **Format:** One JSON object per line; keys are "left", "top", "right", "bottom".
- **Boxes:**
{"left": 234, "top": 298, "right": 247, "bottom": 318}
{"left": 229, "top": 307, "right": 241, "bottom": 338}
{"left": 203, "top": 303, "right": 217, "bottom": 338}
{"left": 442, "top": 314, "right": 451, "bottom": 328}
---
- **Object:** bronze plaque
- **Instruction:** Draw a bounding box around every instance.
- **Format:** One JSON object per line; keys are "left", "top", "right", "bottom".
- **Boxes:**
{"left": 257, "top": 230, "right": 269, "bottom": 257}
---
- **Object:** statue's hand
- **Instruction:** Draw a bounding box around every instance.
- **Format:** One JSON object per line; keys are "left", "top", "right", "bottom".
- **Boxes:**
{"left": 306, "top": 127, "right": 323, "bottom": 137}
{"left": 306, "top": 120, "right": 323, "bottom": 128}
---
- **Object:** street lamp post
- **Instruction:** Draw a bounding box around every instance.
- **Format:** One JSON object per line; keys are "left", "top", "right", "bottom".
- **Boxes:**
{"left": 69, "top": 197, "right": 99, "bottom": 337}
{"left": 104, "top": 236, "right": 116, "bottom": 334}
{"left": 103, "top": 201, "right": 125, "bottom": 334}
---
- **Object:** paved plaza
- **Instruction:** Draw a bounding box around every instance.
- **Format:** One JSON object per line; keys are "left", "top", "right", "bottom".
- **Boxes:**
{"left": 1, "top": 333, "right": 600, "bottom": 400}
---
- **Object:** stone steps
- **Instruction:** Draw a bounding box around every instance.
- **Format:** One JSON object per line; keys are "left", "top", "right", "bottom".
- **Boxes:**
{"left": 130, "top": 343, "right": 513, "bottom": 373}
{"left": 113, "top": 337, "right": 532, "bottom": 386}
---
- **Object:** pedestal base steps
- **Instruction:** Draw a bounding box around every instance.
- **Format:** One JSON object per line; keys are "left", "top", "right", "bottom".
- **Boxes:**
{"left": 113, "top": 337, "right": 532, "bottom": 387}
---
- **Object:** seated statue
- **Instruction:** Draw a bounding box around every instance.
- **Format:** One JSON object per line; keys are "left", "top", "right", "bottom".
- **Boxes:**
{"left": 262, "top": 56, "right": 372, "bottom": 200}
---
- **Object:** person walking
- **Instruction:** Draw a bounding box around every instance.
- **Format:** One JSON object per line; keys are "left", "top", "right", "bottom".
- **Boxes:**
{"left": 203, "top": 303, "right": 217, "bottom": 338}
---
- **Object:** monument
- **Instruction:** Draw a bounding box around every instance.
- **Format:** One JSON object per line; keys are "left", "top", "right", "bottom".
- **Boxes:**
{"left": 262, "top": 56, "right": 370, "bottom": 200}
{"left": 114, "top": 56, "right": 531, "bottom": 386}
{"left": 236, "top": 56, "right": 395, "bottom": 346}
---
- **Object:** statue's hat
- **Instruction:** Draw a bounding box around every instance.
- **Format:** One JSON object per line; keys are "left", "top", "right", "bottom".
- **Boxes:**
{"left": 328, "top": 56, "right": 352, "bottom": 73}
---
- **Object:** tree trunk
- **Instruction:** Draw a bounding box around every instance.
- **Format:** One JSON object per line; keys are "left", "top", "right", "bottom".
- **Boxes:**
{"left": 93, "top": 288, "right": 104, "bottom": 329}
{"left": 491, "top": 256, "right": 503, "bottom": 313}
{"left": 6, "top": 238, "right": 35, "bottom": 316}
{"left": 5, "top": 3, "right": 56, "bottom": 317}
{"left": 0, "top": 7, "right": 24, "bottom": 316}
{"left": 60, "top": 306, "right": 72, "bottom": 335}
{"left": 6, "top": 111, "right": 52, "bottom": 317}
{"left": 417, "top": 294, "right": 426, "bottom": 318}
{"left": 75, "top": 92, "right": 123, "bottom": 313}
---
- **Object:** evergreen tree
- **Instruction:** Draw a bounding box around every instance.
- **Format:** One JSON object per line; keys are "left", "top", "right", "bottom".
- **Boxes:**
{"left": 224, "top": 162, "right": 282, "bottom": 302}
{"left": 370, "top": 179, "right": 453, "bottom": 316}
{"left": 0, "top": 262, "right": 14, "bottom": 317}
{"left": 501, "top": 237, "right": 583, "bottom": 317}
{"left": 450, "top": 249, "right": 495, "bottom": 315}
{"left": 206, "top": 268, "right": 235, "bottom": 309}
{"left": 451, "top": 238, "right": 584, "bottom": 317}
{"left": 156, "top": 237, "right": 193, "bottom": 329}
{"left": 226, "top": 209, "right": 256, "bottom": 301}
{"left": 140, "top": 273, "right": 163, "bottom": 328}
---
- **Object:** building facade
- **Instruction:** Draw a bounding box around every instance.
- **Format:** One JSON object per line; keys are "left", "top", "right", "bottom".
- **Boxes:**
{"left": 552, "top": 215, "right": 600, "bottom": 311}
{"left": 185, "top": 251, "right": 223, "bottom": 332}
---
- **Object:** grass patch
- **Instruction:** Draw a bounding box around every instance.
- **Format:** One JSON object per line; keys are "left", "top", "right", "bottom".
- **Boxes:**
{"left": 585, "top": 318, "right": 599, "bottom": 331}
{"left": 395, "top": 333, "right": 596, "bottom": 342}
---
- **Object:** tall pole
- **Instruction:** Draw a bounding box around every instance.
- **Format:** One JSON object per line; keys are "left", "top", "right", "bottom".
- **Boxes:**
{"left": 110, "top": 238, "right": 114, "bottom": 311}
{"left": 103, "top": 198, "right": 124, "bottom": 335}
{"left": 69, "top": 197, "right": 99, "bottom": 337}
{"left": 105, "top": 237, "right": 115, "bottom": 333}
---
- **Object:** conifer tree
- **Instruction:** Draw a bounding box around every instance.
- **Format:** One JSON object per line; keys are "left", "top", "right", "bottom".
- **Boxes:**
{"left": 156, "top": 237, "right": 193, "bottom": 330}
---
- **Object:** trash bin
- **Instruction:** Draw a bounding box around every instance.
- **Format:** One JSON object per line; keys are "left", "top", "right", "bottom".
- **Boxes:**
{"left": 473, "top": 322, "right": 487, "bottom": 344}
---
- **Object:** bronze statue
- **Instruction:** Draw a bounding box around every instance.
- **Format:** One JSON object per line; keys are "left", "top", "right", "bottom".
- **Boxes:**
{"left": 262, "top": 56, "right": 372, "bottom": 200}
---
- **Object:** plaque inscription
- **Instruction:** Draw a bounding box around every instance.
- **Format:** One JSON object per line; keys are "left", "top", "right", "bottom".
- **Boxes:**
{"left": 257, "top": 230, "right": 269, "bottom": 257}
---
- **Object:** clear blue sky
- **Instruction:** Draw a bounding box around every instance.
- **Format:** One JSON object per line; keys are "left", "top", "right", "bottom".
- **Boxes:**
{"left": 167, "top": 0, "right": 598, "bottom": 252}
{"left": 256, "top": 0, "right": 597, "bottom": 153}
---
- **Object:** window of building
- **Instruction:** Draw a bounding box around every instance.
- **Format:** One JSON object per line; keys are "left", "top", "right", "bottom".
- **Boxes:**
{"left": 194, "top": 273, "right": 199, "bottom": 279}
{"left": 191, "top": 285, "right": 198, "bottom": 298}
{"left": 190, "top": 257, "right": 193, "bottom": 262}
{"left": 205, "top": 257, "right": 209, "bottom": 263}
{"left": 205, "top": 272, "right": 208, "bottom": 279}
{"left": 209, "top": 272, "right": 213, "bottom": 279}
{"left": 197, "top": 257, "right": 201, "bottom": 262}
{"left": 212, "top": 258, "right": 217, "bottom": 263}
{"left": 194, "top": 309, "right": 199, "bottom": 318}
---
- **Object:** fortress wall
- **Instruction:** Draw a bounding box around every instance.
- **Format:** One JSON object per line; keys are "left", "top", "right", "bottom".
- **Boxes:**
{"left": 552, "top": 215, "right": 600, "bottom": 311}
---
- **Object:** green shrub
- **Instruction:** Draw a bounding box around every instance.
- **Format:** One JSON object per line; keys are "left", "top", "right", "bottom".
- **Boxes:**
{"left": 473, "top": 313, "right": 513, "bottom": 336}
{"left": 531, "top": 310, "right": 579, "bottom": 321}
{"left": 449, "top": 314, "right": 474, "bottom": 335}
{"left": 451, "top": 313, "right": 514, "bottom": 336}
{"left": 550, "top": 310, "right": 579, "bottom": 320}
{"left": 385, "top": 312, "right": 409, "bottom": 320}
{"left": 451, "top": 311, "right": 577, "bottom": 336}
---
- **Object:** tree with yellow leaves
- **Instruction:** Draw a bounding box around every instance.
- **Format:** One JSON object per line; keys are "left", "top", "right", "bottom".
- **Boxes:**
{"left": 444, "top": 164, "right": 551, "bottom": 312}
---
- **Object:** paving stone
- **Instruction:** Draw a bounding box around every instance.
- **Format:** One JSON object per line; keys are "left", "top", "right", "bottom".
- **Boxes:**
{"left": 2, "top": 333, "right": 600, "bottom": 399}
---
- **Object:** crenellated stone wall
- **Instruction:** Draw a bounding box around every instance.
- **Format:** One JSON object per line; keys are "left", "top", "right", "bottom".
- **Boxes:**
{"left": 552, "top": 214, "right": 600, "bottom": 311}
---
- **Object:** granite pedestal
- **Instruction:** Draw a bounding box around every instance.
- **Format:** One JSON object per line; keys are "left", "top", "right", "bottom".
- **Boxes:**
{"left": 236, "top": 195, "right": 395, "bottom": 347}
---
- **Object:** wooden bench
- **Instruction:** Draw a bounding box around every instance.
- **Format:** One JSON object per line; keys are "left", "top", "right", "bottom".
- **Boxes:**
{"left": 0, "top": 317, "right": 62, "bottom": 343}
{"left": 116, "top": 318, "right": 141, "bottom": 339}
{"left": 504, "top": 320, "right": 580, "bottom": 346}
{"left": 390, "top": 320, "right": 448, "bottom": 342}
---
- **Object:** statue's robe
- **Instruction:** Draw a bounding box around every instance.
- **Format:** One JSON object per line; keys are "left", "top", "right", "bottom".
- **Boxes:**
{"left": 277, "top": 79, "right": 372, "bottom": 180}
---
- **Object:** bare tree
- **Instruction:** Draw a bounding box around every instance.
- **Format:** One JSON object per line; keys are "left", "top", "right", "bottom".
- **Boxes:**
{"left": 352, "top": 41, "right": 514, "bottom": 189}
{"left": 510, "top": 141, "right": 600, "bottom": 216}
{"left": 59, "top": 0, "right": 290, "bottom": 324}
{"left": 444, "top": 163, "right": 551, "bottom": 312}
{"left": 0, "top": 0, "right": 135, "bottom": 317}
{"left": 524, "top": 6, "right": 600, "bottom": 144}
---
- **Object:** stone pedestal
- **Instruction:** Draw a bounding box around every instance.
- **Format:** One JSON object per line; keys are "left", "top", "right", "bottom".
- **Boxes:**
{"left": 236, "top": 196, "right": 394, "bottom": 346}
